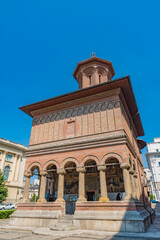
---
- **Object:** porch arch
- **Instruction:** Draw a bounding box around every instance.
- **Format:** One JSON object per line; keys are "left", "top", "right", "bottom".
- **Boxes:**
{"left": 61, "top": 157, "right": 79, "bottom": 168}
{"left": 43, "top": 159, "right": 60, "bottom": 171}
{"left": 80, "top": 155, "right": 99, "bottom": 167}
{"left": 27, "top": 161, "right": 42, "bottom": 172}
{"left": 25, "top": 161, "right": 42, "bottom": 202}
{"left": 101, "top": 153, "right": 123, "bottom": 165}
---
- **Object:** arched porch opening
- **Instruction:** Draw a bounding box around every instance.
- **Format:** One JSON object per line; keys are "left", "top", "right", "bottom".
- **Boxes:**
{"left": 105, "top": 158, "right": 125, "bottom": 201}
{"left": 64, "top": 161, "right": 78, "bottom": 214}
{"left": 45, "top": 164, "right": 58, "bottom": 202}
{"left": 29, "top": 166, "right": 40, "bottom": 202}
{"left": 85, "top": 160, "right": 100, "bottom": 201}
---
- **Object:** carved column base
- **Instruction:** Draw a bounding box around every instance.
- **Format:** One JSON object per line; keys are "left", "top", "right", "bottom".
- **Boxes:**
{"left": 124, "top": 196, "right": 135, "bottom": 201}
{"left": 77, "top": 197, "right": 87, "bottom": 202}
{"left": 99, "top": 197, "right": 109, "bottom": 202}
{"left": 55, "top": 198, "right": 65, "bottom": 203}
{"left": 20, "top": 198, "right": 30, "bottom": 203}
{"left": 37, "top": 198, "right": 47, "bottom": 203}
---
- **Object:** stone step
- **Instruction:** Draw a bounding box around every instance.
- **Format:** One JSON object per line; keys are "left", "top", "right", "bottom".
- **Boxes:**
{"left": 55, "top": 223, "right": 73, "bottom": 227}
{"left": 50, "top": 226, "right": 77, "bottom": 231}
{"left": 60, "top": 219, "right": 73, "bottom": 223}
{"left": 50, "top": 224, "right": 77, "bottom": 231}
{"left": 62, "top": 215, "right": 73, "bottom": 220}
{"left": 50, "top": 215, "right": 76, "bottom": 231}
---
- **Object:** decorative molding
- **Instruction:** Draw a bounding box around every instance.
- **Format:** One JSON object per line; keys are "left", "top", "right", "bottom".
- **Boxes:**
{"left": 32, "top": 99, "right": 121, "bottom": 126}
{"left": 26, "top": 132, "right": 127, "bottom": 157}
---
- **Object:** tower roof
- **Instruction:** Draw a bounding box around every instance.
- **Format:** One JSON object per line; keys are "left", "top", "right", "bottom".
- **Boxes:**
{"left": 73, "top": 56, "right": 115, "bottom": 80}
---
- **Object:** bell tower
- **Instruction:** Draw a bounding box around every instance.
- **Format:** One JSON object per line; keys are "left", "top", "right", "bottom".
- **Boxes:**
{"left": 73, "top": 56, "right": 115, "bottom": 89}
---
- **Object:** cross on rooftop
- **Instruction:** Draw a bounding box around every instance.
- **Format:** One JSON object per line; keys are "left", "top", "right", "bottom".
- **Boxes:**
{"left": 90, "top": 52, "right": 96, "bottom": 58}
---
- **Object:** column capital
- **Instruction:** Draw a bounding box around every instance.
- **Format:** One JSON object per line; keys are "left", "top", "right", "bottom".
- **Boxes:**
{"left": 129, "top": 169, "right": 134, "bottom": 175}
{"left": 76, "top": 167, "right": 86, "bottom": 173}
{"left": 24, "top": 172, "right": 32, "bottom": 178}
{"left": 133, "top": 172, "right": 138, "bottom": 178}
{"left": 120, "top": 163, "right": 130, "bottom": 170}
{"left": 97, "top": 165, "right": 106, "bottom": 172}
{"left": 40, "top": 170, "right": 48, "bottom": 176}
{"left": 57, "top": 169, "right": 66, "bottom": 175}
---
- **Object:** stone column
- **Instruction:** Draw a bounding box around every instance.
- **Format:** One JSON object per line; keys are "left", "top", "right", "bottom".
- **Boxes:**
{"left": 56, "top": 169, "right": 66, "bottom": 202}
{"left": 129, "top": 169, "right": 136, "bottom": 199}
{"left": 1, "top": 151, "right": 7, "bottom": 172}
{"left": 77, "top": 167, "right": 87, "bottom": 202}
{"left": 120, "top": 163, "right": 133, "bottom": 201}
{"left": 23, "top": 172, "right": 32, "bottom": 202}
{"left": 37, "top": 171, "right": 48, "bottom": 203}
{"left": 133, "top": 172, "right": 139, "bottom": 200}
{"left": 98, "top": 166, "right": 109, "bottom": 201}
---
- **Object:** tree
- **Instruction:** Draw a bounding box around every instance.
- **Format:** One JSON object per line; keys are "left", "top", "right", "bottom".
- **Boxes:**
{"left": 149, "top": 194, "right": 155, "bottom": 200}
{"left": 31, "top": 193, "right": 38, "bottom": 202}
{"left": 0, "top": 170, "right": 8, "bottom": 203}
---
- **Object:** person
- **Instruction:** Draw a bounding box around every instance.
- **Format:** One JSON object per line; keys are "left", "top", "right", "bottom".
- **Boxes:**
{"left": 116, "top": 193, "right": 122, "bottom": 201}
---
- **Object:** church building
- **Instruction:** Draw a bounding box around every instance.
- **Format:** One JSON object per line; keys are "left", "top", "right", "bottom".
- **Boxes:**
{"left": 10, "top": 56, "right": 154, "bottom": 232}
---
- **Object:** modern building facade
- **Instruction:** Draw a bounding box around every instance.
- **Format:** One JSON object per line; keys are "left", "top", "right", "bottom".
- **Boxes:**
{"left": 10, "top": 56, "right": 154, "bottom": 232}
{"left": 144, "top": 168, "right": 154, "bottom": 196}
{"left": 146, "top": 138, "right": 160, "bottom": 201}
{"left": 0, "top": 138, "right": 28, "bottom": 203}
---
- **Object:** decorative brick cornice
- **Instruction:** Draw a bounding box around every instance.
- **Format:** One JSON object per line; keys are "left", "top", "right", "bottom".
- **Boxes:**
{"left": 26, "top": 132, "right": 135, "bottom": 157}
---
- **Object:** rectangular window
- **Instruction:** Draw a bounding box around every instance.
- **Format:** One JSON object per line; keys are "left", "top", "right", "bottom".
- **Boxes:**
{"left": 159, "top": 162, "right": 160, "bottom": 166}
{"left": 156, "top": 149, "right": 159, "bottom": 152}
{"left": 7, "top": 154, "right": 12, "bottom": 161}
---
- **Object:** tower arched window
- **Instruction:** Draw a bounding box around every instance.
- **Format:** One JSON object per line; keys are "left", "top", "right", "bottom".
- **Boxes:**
{"left": 89, "top": 75, "right": 91, "bottom": 85}
{"left": 4, "top": 166, "right": 10, "bottom": 181}
{"left": 99, "top": 74, "right": 101, "bottom": 83}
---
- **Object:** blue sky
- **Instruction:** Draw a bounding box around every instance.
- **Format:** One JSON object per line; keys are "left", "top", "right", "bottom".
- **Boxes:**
{"left": 0, "top": 0, "right": 160, "bottom": 168}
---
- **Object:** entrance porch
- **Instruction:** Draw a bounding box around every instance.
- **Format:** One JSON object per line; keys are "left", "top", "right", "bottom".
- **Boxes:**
{"left": 10, "top": 158, "right": 155, "bottom": 232}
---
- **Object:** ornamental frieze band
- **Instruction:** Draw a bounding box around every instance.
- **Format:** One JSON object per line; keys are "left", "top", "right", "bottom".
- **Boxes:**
{"left": 32, "top": 99, "right": 121, "bottom": 126}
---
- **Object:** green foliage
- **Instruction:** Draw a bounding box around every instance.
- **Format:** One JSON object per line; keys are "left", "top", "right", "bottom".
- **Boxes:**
{"left": 149, "top": 194, "right": 155, "bottom": 200}
{"left": 0, "top": 210, "right": 15, "bottom": 219}
{"left": 31, "top": 193, "right": 38, "bottom": 202}
{"left": 0, "top": 170, "right": 8, "bottom": 202}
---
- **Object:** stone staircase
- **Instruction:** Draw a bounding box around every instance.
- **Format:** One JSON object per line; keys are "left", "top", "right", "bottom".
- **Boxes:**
{"left": 50, "top": 215, "right": 76, "bottom": 231}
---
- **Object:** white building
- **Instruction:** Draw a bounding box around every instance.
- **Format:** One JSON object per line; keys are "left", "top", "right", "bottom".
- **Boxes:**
{"left": 144, "top": 168, "right": 154, "bottom": 196}
{"left": 21, "top": 178, "right": 40, "bottom": 200}
{"left": 146, "top": 137, "right": 160, "bottom": 201}
{"left": 0, "top": 137, "right": 28, "bottom": 203}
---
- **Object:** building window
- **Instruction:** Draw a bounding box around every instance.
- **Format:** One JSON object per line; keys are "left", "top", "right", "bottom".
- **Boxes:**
{"left": 4, "top": 166, "right": 10, "bottom": 181}
{"left": 7, "top": 154, "right": 12, "bottom": 161}
{"left": 99, "top": 75, "right": 101, "bottom": 83}
{"left": 156, "top": 149, "right": 159, "bottom": 152}
{"left": 159, "top": 162, "right": 160, "bottom": 166}
{"left": 89, "top": 75, "right": 91, "bottom": 85}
